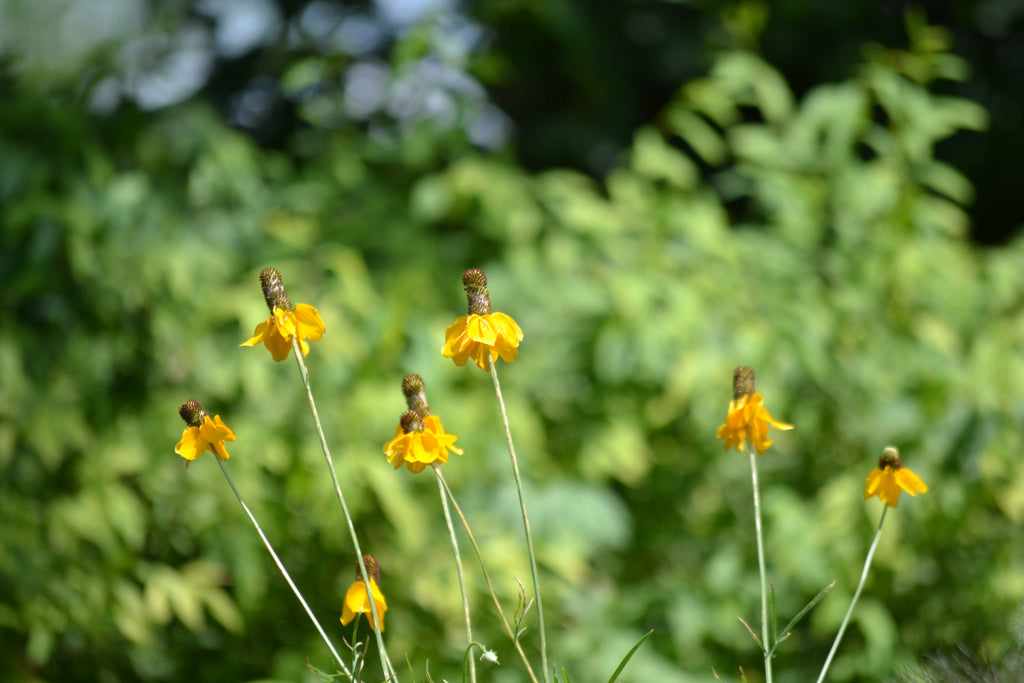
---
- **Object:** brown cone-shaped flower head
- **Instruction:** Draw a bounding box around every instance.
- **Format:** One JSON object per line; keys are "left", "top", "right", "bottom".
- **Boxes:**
{"left": 401, "top": 374, "right": 430, "bottom": 415}
{"left": 399, "top": 410, "right": 425, "bottom": 434}
{"left": 358, "top": 554, "right": 381, "bottom": 582}
{"left": 733, "top": 366, "right": 757, "bottom": 400}
{"left": 178, "top": 399, "right": 209, "bottom": 427}
{"left": 462, "top": 268, "right": 493, "bottom": 316}
{"left": 259, "top": 267, "right": 294, "bottom": 313}
{"left": 878, "top": 446, "right": 902, "bottom": 471}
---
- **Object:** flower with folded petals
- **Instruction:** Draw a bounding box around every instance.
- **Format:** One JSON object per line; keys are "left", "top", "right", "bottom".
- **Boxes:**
{"left": 175, "top": 399, "right": 236, "bottom": 468}
{"left": 340, "top": 555, "right": 387, "bottom": 632}
{"left": 383, "top": 375, "right": 463, "bottom": 473}
{"left": 442, "top": 268, "right": 523, "bottom": 371}
{"left": 383, "top": 411, "right": 462, "bottom": 474}
{"left": 865, "top": 447, "right": 928, "bottom": 508}
{"left": 716, "top": 367, "right": 793, "bottom": 455}
{"left": 240, "top": 268, "right": 325, "bottom": 361}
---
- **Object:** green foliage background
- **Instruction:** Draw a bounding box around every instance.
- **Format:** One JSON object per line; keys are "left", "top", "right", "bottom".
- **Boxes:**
{"left": 2, "top": 5, "right": 1023, "bottom": 683}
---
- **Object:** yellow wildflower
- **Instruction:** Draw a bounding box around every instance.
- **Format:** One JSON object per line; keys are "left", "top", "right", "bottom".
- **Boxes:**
{"left": 441, "top": 268, "right": 523, "bottom": 371}
{"left": 240, "top": 268, "right": 325, "bottom": 361}
{"left": 340, "top": 555, "right": 387, "bottom": 632}
{"left": 384, "top": 411, "right": 463, "bottom": 474}
{"left": 865, "top": 447, "right": 928, "bottom": 508}
{"left": 715, "top": 367, "right": 793, "bottom": 455}
{"left": 175, "top": 399, "right": 236, "bottom": 468}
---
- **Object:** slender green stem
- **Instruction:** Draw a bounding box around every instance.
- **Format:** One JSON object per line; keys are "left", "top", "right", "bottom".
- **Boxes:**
{"left": 290, "top": 337, "right": 397, "bottom": 681}
{"left": 815, "top": 506, "right": 889, "bottom": 683}
{"left": 213, "top": 456, "right": 353, "bottom": 681}
{"left": 433, "top": 465, "right": 476, "bottom": 683}
{"left": 487, "top": 358, "right": 550, "bottom": 683}
{"left": 435, "top": 469, "right": 541, "bottom": 683}
{"left": 747, "top": 440, "right": 772, "bottom": 683}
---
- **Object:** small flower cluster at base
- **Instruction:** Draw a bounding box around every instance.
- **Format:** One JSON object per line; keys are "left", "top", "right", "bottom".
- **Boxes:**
{"left": 864, "top": 447, "right": 928, "bottom": 508}
{"left": 240, "top": 267, "right": 325, "bottom": 361}
{"left": 442, "top": 268, "right": 523, "bottom": 371}
{"left": 340, "top": 554, "right": 387, "bottom": 632}
{"left": 383, "top": 375, "right": 462, "bottom": 473}
{"left": 716, "top": 367, "right": 793, "bottom": 455}
{"left": 175, "top": 399, "right": 236, "bottom": 468}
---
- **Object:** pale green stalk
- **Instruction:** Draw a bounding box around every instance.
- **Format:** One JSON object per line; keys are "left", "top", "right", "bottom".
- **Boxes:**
{"left": 746, "top": 438, "right": 772, "bottom": 683}
{"left": 433, "top": 464, "right": 476, "bottom": 683}
{"left": 290, "top": 338, "right": 397, "bottom": 681}
{"left": 213, "top": 456, "right": 353, "bottom": 681}
{"left": 815, "top": 506, "right": 889, "bottom": 683}
{"left": 487, "top": 357, "right": 550, "bottom": 683}
{"left": 435, "top": 469, "right": 541, "bottom": 683}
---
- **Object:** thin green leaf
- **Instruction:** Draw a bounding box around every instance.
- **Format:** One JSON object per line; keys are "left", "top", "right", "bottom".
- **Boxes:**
{"left": 737, "top": 617, "right": 764, "bottom": 651}
{"left": 769, "top": 580, "right": 836, "bottom": 656}
{"left": 605, "top": 630, "right": 653, "bottom": 683}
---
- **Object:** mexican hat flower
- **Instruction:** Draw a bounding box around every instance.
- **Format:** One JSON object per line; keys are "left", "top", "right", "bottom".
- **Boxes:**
{"left": 340, "top": 555, "right": 387, "bottom": 632}
{"left": 716, "top": 366, "right": 793, "bottom": 455}
{"left": 865, "top": 447, "right": 928, "bottom": 508}
{"left": 442, "top": 268, "right": 523, "bottom": 371}
{"left": 240, "top": 267, "right": 325, "bottom": 361}
{"left": 382, "top": 375, "right": 463, "bottom": 473}
{"left": 175, "top": 399, "right": 236, "bottom": 468}
{"left": 383, "top": 410, "right": 463, "bottom": 474}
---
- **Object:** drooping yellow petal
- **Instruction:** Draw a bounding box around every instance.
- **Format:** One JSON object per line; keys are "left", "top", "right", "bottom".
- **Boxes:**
{"left": 240, "top": 319, "right": 271, "bottom": 347}
{"left": 895, "top": 468, "right": 928, "bottom": 497}
{"left": 340, "top": 578, "right": 387, "bottom": 631}
{"left": 716, "top": 393, "right": 792, "bottom": 455}
{"left": 175, "top": 427, "right": 204, "bottom": 465}
{"left": 442, "top": 312, "right": 523, "bottom": 371}
{"left": 242, "top": 304, "right": 325, "bottom": 361}
{"left": 294, "top": 303, "right": 326, "bottom": 341}
{"left": 465, "top": 314, "right": 500, "bottom": 345}
{"left": 864, "top": 464, "right": 927, "bottom": 508}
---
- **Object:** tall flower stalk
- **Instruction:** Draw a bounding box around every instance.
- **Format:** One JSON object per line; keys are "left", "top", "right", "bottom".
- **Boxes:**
{"left": 382, "top": 374, "right": 477, "bottom": 682}
{"left": 716, "top": 367, "right": 793, "bottom": 683}
{"left": 174, "top": 400, "right": 353, "bottom": 680}
{"left": 434, "top": 469, "right": 541, "bottom": 683}
{"left": 817, "top": 447, "right": 928, "bottom": 682}
{"left": 290, "top": 335, "right": 396, "bottom": 681}
{"left": 434, "top": 466, "right": 476, "bottom": 683}
{"left": 440, "top": 269, "right": 549, "bottom": 683}
{"left": 487, "top": 356, "right": 549, "bottom": 683}
{"left": 241, "top": 268, "right": 396, "bottom": 681}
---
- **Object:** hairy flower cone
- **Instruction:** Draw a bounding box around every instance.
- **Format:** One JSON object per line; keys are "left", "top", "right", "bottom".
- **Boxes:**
{"left": 340, "top": 555, "right": 387, "bottom": 632}
{"left": 716, "top": 367, "right": 793, "bottom": 455}
{"left": 401, "top": 374, "right": 430, "bottom": 415}
{"left": 442, "top": 268, "right": 523, "bottom": 371}
{"left": 175, "top": 399, "right": 236, "bottom": 468}
{"left": 865, "top": 447, "right": 928, "bottom": 508}
{"left": 240, "top": 268, "right": 325, "bottom": 361}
